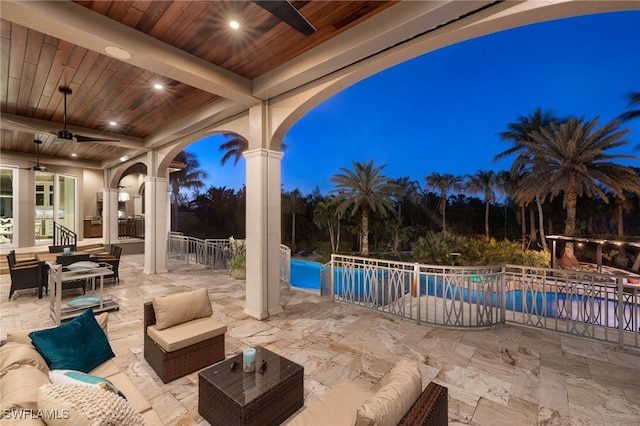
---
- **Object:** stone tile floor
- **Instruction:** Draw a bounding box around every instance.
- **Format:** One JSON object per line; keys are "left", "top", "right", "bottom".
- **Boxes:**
{"left": 1, "top": 254, "right": 639, "bottom": 425}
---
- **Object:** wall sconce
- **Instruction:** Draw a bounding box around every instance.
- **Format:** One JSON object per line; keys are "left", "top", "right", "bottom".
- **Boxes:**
{"left": 118, "top": 192, "right": 130, "bottom": 202}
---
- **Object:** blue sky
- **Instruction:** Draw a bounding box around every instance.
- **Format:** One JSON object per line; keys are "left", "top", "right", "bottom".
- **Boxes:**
{"left": 187, "top": 10, "right": 640, "bottom": 196}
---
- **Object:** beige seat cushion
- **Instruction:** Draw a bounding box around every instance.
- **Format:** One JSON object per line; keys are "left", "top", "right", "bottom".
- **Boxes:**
{"left": 0, "top": 365, "right": 50, "bottom": 412}
{"left": 152, "top": 288, "right": 212, "bottom": 330}
{"left": 147, "top": 317, "right": 227, "bottom": 352}
{"left": 355, "top": 360, "right": 422, "bottom": 426}
{"left": 287, "top": 381, "right": 374, "bottom": 426}
{"left": 104, "top": 372, "right": 153, "bottom": 414}
{"left": 0, "top": 342, "right": 49, "bottom": 377}
{"left": 141, "top": 409, "right": 164, "bottom": 425}
{"left": 89, "top": 359, "right": 121, "bottom": 379}
{"left": 90, "top": 360, "right": 151, "bottom": 414}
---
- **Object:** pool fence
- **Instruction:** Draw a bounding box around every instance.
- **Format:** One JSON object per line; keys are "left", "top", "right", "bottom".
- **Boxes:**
{"left": 166, "top": 233, "right": 638, "bottom": 350}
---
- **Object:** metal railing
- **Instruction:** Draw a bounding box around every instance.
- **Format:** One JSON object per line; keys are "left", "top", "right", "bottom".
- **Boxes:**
{"left": 118, "top": 218, "right": 144, "bottom": 239}
{"left": 329, "top": 255, "right": 639, "bottom": 349}
{"left": 53, "top": 222, "right": 77, "bottom": 248}
{"left": 280, "top": 245, "right": 291, "bottom": 284}
{"left": 167, "top": 233, "right": 291, "bottom": 284}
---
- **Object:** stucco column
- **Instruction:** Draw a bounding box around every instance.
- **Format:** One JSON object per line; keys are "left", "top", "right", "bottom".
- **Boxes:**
{"left": 244, "top": 148, "right": 284, "bottom": 319}
{"left": 102, "top": 188, "right": 119, "bottom": 245}
{"left": 143, "top": 177, "right": 169, "bottom": 274}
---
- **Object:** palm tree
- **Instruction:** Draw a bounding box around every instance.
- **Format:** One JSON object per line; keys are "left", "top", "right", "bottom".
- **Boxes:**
{"left": 390, "top": 177, "right": 421, "bottom": 256}
{"left": 509, "top": 116, "right": 640, "bottom": 267}
{"left": 618, "top": 92, "right": 640, "bottom": 150}
{"left": 330, "top": 160, "right": 397, "bottom": 256}
{"left": 618, "top": 92, "right": 640, "bottom": 122}
{"left": 283, "top": 189, "right": 306, "bottom": 251}
{"left": 313, "top": 198, "right": 341, "bottom": 253}
{"left": 219, "top": 133, "right": 287, "bottom": 166}
{"left": 169, "top": 151, "right": 207, "bottom": 231}
{"left": 495, "top": 109, "right": 560, "bottom": 250}
{"left": 425, "top": 173, "right": 462, "bottom": 233}
{"left": 465, "top": 170, "right": 500, "bottom": 238}
{"left": 219, "top": 133, "right": 248, "bottom": 166}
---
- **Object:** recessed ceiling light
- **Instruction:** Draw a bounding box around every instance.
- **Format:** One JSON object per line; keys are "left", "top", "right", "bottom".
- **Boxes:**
{"left": 71, "top": 153, "right": 77, "bottom": 158}
{"left": 120, "top": 156, "right": 127, "bottom": 162}
{"left": 105, "top": 46, "right": 131, "bottom": 60}
{"left": 109, "top": 121, "right": 117, "bottom": 126}
{"left": 154, "top": 83, "right": 163, "bottom": 90}
{"left": 229, "top": 20, "right": 240, "bottom": 30}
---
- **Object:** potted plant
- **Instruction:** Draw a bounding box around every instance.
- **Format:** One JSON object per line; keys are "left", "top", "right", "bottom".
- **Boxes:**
{"left": 226, "top": 237, "right": 246, "bottom": 279}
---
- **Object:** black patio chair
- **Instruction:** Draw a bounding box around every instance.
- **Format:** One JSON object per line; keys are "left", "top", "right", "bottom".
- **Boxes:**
{"left": 7, "top": 254, "right": 44, "bottom": 299}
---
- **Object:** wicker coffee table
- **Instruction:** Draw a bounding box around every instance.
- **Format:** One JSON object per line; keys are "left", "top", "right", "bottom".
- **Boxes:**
{"left": 198, "top": 346, "right": 304, "bottom": 426}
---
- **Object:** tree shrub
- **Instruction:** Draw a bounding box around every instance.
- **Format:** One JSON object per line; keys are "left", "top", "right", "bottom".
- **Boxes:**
{"left": 412, "top": 232, "right": 549, "bottom": 267}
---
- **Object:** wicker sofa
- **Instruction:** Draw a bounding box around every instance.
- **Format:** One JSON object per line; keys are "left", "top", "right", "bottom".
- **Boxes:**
{"left": 144, "top": 288, "right": 227, "bottom": 383}
{"left": 0, "top": 311, "right": 162, "bottom": 425}
{"left": 286, "top": 360, "right": 448, "bottom": 426}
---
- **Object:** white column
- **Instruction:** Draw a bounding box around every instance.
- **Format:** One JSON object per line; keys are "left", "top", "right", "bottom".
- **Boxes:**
{"left": 143, "top": 177, "right": 169, "bottom": 274}
{"left": 102, "top": 188, "right": 119, "bottom": 245}
{"left": 244, "top": 148, "right": 284, "bottom": 319}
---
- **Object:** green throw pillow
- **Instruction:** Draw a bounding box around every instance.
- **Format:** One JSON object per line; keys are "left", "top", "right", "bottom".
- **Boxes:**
{"left": 29, "top": 308, "right": 115, "bottom": 373}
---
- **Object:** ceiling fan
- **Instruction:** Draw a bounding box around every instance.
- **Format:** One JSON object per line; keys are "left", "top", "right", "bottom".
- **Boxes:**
{"left": 19, "top": 139, "right": 47, "bottom": 172}
{"left": 54, "top": 86, "right": 119, "bottom": 143}
{"left": 254, "top": 1, "right": 316, "bottom": 36}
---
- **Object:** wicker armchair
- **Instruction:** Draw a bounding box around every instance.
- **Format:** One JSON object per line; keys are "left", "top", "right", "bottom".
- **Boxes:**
{"left": 398, "top": 382, "right": 448, "bottom": 426}
{"left": 144, "top": 299, "right": 226, "bottom": 383}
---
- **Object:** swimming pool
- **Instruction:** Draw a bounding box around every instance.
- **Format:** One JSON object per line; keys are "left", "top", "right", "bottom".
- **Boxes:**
{"left": 290, "top": 259, "right": 636, "bottom": 330}
{"left": 290, "top": 259, "right": 322, "bottom": 290}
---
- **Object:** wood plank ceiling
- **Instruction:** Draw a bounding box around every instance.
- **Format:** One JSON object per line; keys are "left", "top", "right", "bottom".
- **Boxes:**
{"left": 0, "top": 1, "right": 395, "bottom": 167}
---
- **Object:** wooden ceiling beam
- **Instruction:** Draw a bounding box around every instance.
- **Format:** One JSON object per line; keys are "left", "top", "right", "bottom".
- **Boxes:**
{"left": 0, "top": 113, "right": 147, "bottom": 150}
{"left": 1, "top": 0, "right": 259, "bottom": 106}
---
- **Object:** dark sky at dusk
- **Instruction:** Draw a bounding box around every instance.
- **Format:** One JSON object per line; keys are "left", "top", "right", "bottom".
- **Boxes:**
{"left": 187, "top": 10, "right": 640, "bottom": 196}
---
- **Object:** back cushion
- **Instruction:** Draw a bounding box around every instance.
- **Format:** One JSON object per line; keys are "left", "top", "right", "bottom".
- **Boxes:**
{"left": 5, "top": 312, "right": 109, "bottom": 344}
{"left": 152, "top": 288, "right": 212, "bottom": 330}
{"left": 355, "top": 360, "right": 422, "bottom": 426}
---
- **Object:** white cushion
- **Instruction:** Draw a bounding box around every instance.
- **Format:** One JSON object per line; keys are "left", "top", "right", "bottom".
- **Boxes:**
{"left": 37, "top": 384, "right": 145, "bottom": 426}
{"left": 49, "top": 369, "right": 125, "bottom": 399}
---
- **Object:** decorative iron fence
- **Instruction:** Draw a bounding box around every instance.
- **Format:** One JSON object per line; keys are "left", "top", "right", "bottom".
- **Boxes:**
{"left": 167, "top": 233, "right": 291, "bottom": 284}
{"left": 330, "top": 255, "right": 639, "bottom": 349}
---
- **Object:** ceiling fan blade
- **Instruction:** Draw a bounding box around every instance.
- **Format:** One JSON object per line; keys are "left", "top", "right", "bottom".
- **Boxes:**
{"left": 6, "top": 119, "right": 57, "bottom": 137}
{"left": 74, "top": 134, "right": 120, "bottom": 143}
{"left": 254, "top": 1, "right": 316, "bottom": 36}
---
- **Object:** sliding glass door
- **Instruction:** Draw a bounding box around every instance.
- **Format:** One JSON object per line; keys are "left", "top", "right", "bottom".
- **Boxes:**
{"left": 0, "top": 168, "right": 14, "bottom": 246}
{"left": 35, "top": 173, "right": 77, "bottom": 241}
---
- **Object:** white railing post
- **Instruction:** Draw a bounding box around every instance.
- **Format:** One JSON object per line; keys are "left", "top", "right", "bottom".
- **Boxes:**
{"left": 414, "top": 263, "right": 420, "bottom": 325}
{"left": 617, "top": 276, "right": 624, "bottom": 348}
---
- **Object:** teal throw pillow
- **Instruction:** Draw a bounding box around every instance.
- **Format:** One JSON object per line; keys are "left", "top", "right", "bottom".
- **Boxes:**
{"left": 29, "top": 309, "right": 115, "bottom": 373}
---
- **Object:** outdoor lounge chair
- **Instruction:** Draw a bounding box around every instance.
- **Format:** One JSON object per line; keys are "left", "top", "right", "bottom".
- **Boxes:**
{"left": 143, "top": 289, "right": 227, "bottom": 383}
{"left": 7, "top": 254, "right": 44, "bottom": 299}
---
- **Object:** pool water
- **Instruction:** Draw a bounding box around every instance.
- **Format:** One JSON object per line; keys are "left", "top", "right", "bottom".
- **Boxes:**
{"left": 290, "top": 259, "right": 322, "bottom": 290}
{"left": 289, "top": 260, "right": 631, "bottom": 328}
